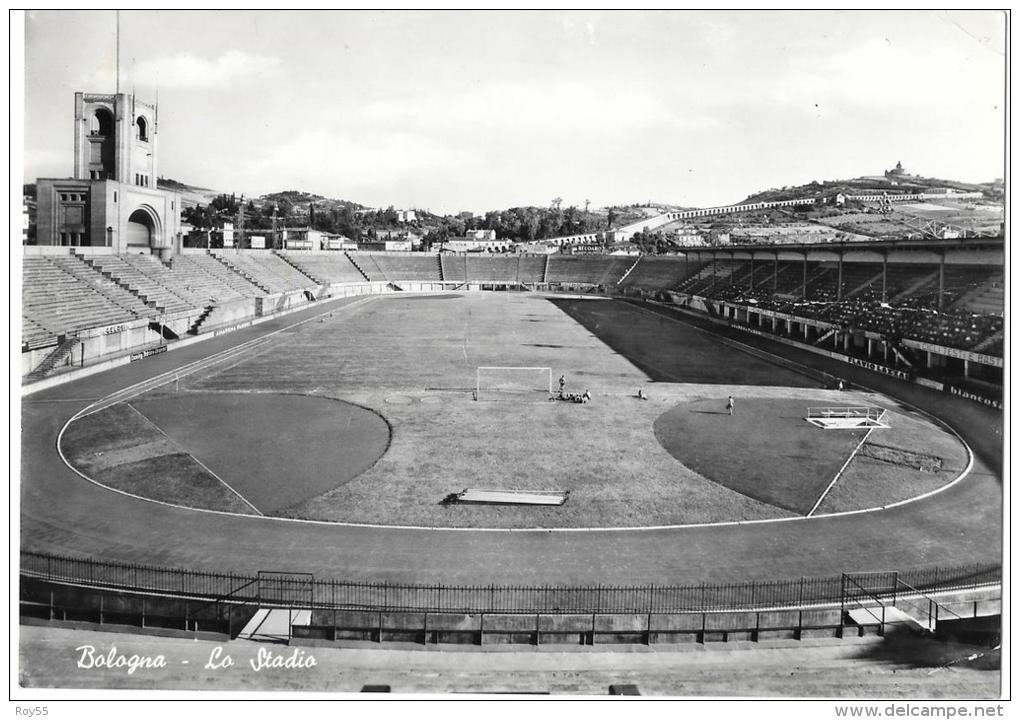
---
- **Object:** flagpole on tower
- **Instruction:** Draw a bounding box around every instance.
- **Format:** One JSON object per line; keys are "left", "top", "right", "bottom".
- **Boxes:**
{"left": 115, "top": 10, "right": 120, "bottom": 95}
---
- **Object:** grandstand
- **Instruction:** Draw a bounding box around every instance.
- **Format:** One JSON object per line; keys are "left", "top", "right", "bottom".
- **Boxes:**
{"left": 21, "top": 239, "right": 1006, "bottom": 382}
{"left": 440, "top": 254, "right": 468, "bottom": 282}
{"left": 22, "top": 256, "right": 153, "bottom": 343}
{"left": 86, "top": 254, "right": 208, "bottom": 311}
{"left": 546, "top": 255, "right": 634, "bottom": 285}
{"left": 168, "top": 254, "right": 261, "bottom": 300}
{"left": 278, "top": 251, "right": 369, "bottom": 284}
{"left": 618, "top": 256, "right": 693, "bottom": 290}
{"left": 518, "top": 255, "right": 548, "bottom": 283}
{"left": 351, "top": 252, "right": 442, "bottom": 282}
{"left": 212, "top": 250, "right": 318, "bottom": 294}
{"left": 466, "top": 254, "right": 519, "bottom": 282}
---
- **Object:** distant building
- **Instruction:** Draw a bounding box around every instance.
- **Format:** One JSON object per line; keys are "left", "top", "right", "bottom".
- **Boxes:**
{"left": 281, "top": 227, "right": 324, "bottom": 250}
{"left": 608, "top": 243, "right": 641, "bottom": 256}
{"left": 396, "top": 209, "right": 417, "bottom": 223}
{"left": 885, "top": 161, "right": 907, "bottom": 178}
{"left": 358, "top": 238, "right": 413, "bottom": 252}
{"left": 464, "top": 228, "right": 496, "bottom": 241}
{"left": 443, "top": 237, "right": 507, "bottom": 252}
{"left": 322, "top": 234, "right": 355, "bottom": 251}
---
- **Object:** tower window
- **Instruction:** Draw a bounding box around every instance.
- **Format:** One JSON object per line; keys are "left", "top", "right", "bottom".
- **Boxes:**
{"left": 136, "top": 116, "right": 148, "bottom": 142}
{"left": 89, "top": 108, "right": 114, "bottom": 136}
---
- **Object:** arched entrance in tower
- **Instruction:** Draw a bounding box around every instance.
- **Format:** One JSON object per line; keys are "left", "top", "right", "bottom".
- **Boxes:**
{"left": 126, "top": 208, "right": 157, "bottom": 249}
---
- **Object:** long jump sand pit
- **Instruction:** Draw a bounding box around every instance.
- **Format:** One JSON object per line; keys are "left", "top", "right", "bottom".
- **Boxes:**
{"left": 62, "top": 393, "right": 390, "bottom": 515}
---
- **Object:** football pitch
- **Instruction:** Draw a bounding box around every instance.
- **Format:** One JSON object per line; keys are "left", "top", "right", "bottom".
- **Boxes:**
{"left": 60, "top": 292, "right": 968, "bottom": 529}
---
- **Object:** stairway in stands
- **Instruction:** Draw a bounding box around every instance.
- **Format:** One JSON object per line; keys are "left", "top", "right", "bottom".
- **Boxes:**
{"left": 26, "top": 337, "right": 78, "bottom": 380}
{"left": 276, "top": 252, "right": 326, "bottom": 285}
{"left": 211, "top": 254, "right": 273, "bottom": 294}
{"left": 617, "top": 257, "right": 641, "bottom": 285}
{"left": 343, "top": 252, "right": 372, "bottom": 281}
{"left": 188, "top": 306, "right": 216, "bottom": 335}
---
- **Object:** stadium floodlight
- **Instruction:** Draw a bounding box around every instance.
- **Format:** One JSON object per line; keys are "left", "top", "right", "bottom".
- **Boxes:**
{"left": 475, "top": 366, "right": 552, "bottom": 400}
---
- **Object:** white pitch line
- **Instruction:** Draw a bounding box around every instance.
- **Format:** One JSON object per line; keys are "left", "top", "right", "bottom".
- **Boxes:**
{"left": 124, "top": 402, "right": 264, "bottom": 517}
{"left": 51, "top": 294, "right": 978, "bottom": 534}
{"left": 805, "top": 421, "right": 880, "bottom": 518}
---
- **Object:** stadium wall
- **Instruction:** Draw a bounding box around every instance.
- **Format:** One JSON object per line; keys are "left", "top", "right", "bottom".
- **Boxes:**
{"left": 20, "top": 554, "right": 1000, "bottom": 645}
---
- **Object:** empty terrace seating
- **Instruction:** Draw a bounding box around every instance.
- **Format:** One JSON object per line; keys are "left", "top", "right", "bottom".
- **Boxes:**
{"left": 164, "top": 255, "right": 252, "bottom": 302}
{"left": 48, "top": 255, "right": 154, "bottom": 318}
{"left": 355, "top": 253, "right": 441, "bottom": 282}
{"left": 546, "top": 256, "right": 633, "bottom": 285}
{"left": 88, "top": 254, "right": 203, "bottom": 314}
{"left": 22, "top": 256, "right": 150, "bottom": 339}
{"left": 618, "top": 256, "right": 689, "bottom": 290}
{"left": 212, "top": 251, "right": 314, "bottom": 294}
{"left": 466, "top": 255, "right": 518, "bottom": 282}
{"left": 517, "top": 255, "right": 548, "bottom": 283}
{"left": 22, "top": 316, "right": 57, "bottom": 348}
{"left": 279, "top": 252, "right": 368, "bottom": 284}
{"left": 440, "top": 254, "right": 467, "bottom": 282}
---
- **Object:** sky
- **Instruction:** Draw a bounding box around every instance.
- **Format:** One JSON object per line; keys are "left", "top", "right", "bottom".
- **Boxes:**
{"left": 20, "top": 10, "right": 1007, "bottom": 214}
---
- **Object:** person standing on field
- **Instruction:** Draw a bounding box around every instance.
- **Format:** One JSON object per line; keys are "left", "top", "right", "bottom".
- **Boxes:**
{"left": 726, "top": 395, "right": 734, "bottom": 416}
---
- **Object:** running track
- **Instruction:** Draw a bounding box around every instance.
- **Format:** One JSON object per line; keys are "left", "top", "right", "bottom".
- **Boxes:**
{"left": 19, "top": 294, "right": 1003, "bottom": 586}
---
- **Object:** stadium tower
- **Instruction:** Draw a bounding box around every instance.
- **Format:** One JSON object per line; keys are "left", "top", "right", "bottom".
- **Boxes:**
{"left": 35, "top": 91, "right": 183, "bottom": 257}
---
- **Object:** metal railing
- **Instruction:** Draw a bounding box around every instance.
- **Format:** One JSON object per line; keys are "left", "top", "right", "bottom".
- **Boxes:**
{"left": 20, "top": 551, "right": 1000, "bottom": 615}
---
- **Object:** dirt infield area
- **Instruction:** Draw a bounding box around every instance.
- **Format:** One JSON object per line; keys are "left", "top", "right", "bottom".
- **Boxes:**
{"left": 654, "top": 398, "right": 966, "bottom": 515}
{"left": 57, "top": 293, "right": 969, "bottom": 528}
{"left": 62, "top": 394, "right": 390, "bottom": 514}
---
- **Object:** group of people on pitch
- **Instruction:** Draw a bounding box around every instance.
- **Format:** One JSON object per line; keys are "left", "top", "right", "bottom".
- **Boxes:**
{"left": 557, "top": 375, "right": 590, "bottom": 404}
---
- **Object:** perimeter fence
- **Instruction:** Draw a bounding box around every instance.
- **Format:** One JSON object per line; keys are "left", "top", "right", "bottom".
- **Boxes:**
{"left": 20, "top": 551, "right": 1000, "bottom": 614}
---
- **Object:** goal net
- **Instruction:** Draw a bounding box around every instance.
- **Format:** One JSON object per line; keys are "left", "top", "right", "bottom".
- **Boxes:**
{"left": 476, "top": 367, "right": 552, "bottom": 400}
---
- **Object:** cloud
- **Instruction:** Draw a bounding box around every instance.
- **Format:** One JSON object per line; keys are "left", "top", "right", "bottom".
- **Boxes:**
{"left": 133, "top": 51, "right": 282, "bottom": 89}
{"left": 236, "top": 128, "right": 471, "bottom": 196}
{"left": 349, "top": 80, "right": 715, "bottom": 139}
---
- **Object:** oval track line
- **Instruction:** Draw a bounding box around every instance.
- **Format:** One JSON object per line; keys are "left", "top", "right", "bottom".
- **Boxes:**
{"left": 50, "top": 296, "right": 978, "bottom": 535}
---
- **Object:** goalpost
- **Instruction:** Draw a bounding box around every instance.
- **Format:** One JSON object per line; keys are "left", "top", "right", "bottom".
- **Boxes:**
{"left": 476, "top": 366, "right": 553, "bottom": 400}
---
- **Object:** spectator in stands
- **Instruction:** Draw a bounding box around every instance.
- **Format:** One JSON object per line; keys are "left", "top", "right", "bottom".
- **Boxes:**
{"left": 726, "top": 395, "right": 735, "bottom": 416}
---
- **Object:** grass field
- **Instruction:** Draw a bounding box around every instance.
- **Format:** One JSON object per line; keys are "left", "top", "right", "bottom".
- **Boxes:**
{"left": 59, "top": 292, "right": 969, "bottom": 528}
